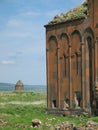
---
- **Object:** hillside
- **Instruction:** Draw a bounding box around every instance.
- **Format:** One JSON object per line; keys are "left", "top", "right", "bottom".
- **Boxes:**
{"left": 0, "top": 82, "right": 46, "bottom": 92}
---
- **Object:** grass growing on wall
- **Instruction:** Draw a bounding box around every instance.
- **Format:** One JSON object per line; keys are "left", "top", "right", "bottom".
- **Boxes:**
{"left": 49, "top": 1, "right": 88, "bottom": 25}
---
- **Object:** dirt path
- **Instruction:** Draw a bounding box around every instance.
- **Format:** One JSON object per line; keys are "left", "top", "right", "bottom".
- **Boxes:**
{"left": 0, "top": 100, "right": 46, "bottom": 105}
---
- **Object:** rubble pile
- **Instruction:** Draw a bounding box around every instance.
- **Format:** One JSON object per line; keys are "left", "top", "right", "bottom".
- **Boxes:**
{"left": 54, "top": 121, "right": 98, "bottom": 130}
{"left": 31, "top": 118, "right": 98, "bottom": 130}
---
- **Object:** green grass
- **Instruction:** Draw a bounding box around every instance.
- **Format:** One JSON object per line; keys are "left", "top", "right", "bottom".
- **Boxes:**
{"left": 0, "top": 92, "right": 98, "bottom": 130}
{"left": 0, "top": 92, "right": 46, "bottom": 102}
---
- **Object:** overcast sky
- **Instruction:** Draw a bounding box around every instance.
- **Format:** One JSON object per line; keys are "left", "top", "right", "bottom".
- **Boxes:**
{"left": 0, "top": 0, "right": 83, "bottom": 85}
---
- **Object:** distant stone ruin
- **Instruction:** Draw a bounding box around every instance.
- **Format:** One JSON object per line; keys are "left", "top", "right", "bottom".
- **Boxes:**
{"left": 15, "top": 80, "right": 24, "bottom": 92}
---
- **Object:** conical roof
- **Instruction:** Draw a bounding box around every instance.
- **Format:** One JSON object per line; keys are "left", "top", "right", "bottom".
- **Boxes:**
{"left": 16, "top": 80, "right": 23, "bottom": 86}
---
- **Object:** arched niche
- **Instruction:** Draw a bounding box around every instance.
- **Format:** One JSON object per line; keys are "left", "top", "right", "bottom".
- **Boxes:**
{"left": 59, "top": 33, "right": 70, "bottom": 107}
{"left": 60, "top": 33, "right": 69, "bottom": 56}
{"left": 83, "top": 27, "right": 94, "bottom": 42}
{"left": 71, "top": 30, "right": 82, "bottom": 54}
{"left": 83, "top": 27, "right": 95, "bottom": 107}
{"left": 71, "top": 30, "right": 82, "bottom": 104}
{"left": 83, "top": 27, "right": 94, "bottom": 80}
{"left": 60, "top": 33, "right": 69, "bottom": 78}
{"left": 48, "top": 35, "right": 58, "bottom": 52}
{"left": 48, "top": 35, "right": 58, "bottom": 108}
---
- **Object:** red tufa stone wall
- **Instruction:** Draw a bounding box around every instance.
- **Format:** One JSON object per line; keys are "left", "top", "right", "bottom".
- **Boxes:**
{"left": 45, "top": 0, "right": 98, "bottom": 114}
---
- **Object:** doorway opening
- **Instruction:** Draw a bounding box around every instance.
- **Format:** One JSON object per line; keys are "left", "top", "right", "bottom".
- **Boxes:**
{"left": 52, "top": 100, "right": 57, "bottom": 108}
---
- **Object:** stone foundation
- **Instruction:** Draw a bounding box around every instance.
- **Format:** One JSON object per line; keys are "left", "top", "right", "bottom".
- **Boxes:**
{"left": 46, "top": 108, "right": 98, "bottom": 116}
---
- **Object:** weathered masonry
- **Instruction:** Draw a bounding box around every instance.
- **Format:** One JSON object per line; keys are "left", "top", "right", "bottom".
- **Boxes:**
{"left": 45, "top": 0, "right": 98, "bottom": 115}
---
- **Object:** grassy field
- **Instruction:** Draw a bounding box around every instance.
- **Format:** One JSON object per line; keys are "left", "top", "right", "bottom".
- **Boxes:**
{"left": 0, "top": 92, "right": 98, "bottom": 130}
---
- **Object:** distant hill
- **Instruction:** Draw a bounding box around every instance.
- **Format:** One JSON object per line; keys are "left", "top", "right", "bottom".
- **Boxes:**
{"left": 0, "top": 82, "right": 46, "bottom": 92}
{"left": 0, "top": 82, "right": 14, "bottom": 87}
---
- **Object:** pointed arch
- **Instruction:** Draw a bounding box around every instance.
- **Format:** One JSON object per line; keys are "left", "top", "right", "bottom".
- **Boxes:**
{"left": 48, "top": 35, "right": 58, "bottom": 52}
{"left": 60, "top": 33, "right": 70, "bottom": 43}
{"left": 71, "top": 30, "right": 82, "bottom": 54}
{"left": 60, "top": 33, "right": 69, "bottom": 56}
{"left": 48, "top": 35, "right": 58, "bottom": 43}
{"left": 82, "top": 27, "right": 94, "bottom": 42}
{"left": 71, "top": 30, "right": 82, "bottom": 42}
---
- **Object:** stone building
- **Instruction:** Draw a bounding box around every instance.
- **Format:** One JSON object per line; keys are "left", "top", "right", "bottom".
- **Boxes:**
{"left": 15, "top": 80, "right": 24, "bottom": 92}
{"left": 45, "top": 0, "right": 98, "bottom": 115}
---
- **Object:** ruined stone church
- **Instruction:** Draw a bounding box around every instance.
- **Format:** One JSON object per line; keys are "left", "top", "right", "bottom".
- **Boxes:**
{"left": 45, "top": 0, "right": 98, "bottom": 115}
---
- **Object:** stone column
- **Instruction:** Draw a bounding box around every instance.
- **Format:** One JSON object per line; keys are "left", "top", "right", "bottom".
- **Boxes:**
{"left": 94, "top": 38, "right": 98, "bottom": 102}
{"left": 85, "top": 40, "right": 91, "bottom": 110}
{"left": 95, "top": 38, "right": 98, "bottom": 83}
{"left": 81, "top": 42, "right": 85, "bottom": 108}
{"left": 57, "top": 46, "right": 61, "bottom": 108}
{"left": 46, "top": 48, "right": 50, "bottom": 108}
{"left": 69, "top": 44, "right": 72, "bottom": 108}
